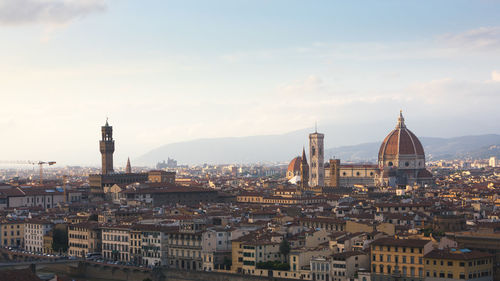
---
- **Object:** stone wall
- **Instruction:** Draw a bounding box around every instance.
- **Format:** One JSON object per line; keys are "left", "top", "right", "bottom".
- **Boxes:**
{"left": 67, "top": 262, "right": 294, "bottom": 281}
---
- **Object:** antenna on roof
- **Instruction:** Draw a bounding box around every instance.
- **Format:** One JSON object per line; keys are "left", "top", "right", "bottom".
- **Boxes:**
{"left": 315, "top": 121, "right": 317, "bottom": 133}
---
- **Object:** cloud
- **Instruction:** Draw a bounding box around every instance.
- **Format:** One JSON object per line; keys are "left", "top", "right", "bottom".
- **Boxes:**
{"left": 439, "top": 26, "right": 500, "bottom": 50}
{"left": 277, "top": 75, "right": 326, "bottom": 97}
{"left": 0, "top": 0, "right": 106, "bottom": 26}
{"left": 492, "top": 70, "right": 500, "bottom": 82}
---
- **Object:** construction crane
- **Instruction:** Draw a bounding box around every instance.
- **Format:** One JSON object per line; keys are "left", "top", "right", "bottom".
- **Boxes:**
{"left": 0, "top": 160, "right": 56, "bottom": 184}
{"left": 31, "top": 161, "right": 56, "bottom": 184}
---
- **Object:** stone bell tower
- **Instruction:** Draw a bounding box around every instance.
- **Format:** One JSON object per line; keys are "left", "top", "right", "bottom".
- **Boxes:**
{"left": 100, "top": 119, "right": 115, "bottom": 174}
{"left": 309, "top": 127, "right": 324, "bottom": 187}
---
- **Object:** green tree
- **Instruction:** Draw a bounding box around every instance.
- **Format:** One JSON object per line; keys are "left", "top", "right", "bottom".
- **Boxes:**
{"left": 88, "top": 214, "right": 98, "bottom": 221}
{"left": 52, "top": 227, "right": 68, "bottom": 253}
{"left": 279, "top": 239, "right": 291, "bottom": 260}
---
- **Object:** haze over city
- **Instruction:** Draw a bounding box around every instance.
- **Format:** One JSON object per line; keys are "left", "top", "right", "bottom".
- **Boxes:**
{"left": 2, "top": 0, "right": 500, "bottom": 166}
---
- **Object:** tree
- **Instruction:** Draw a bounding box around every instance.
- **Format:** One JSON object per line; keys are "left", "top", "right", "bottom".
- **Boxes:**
{"left": 279, "top": 239, "right": 290, "bottom": 260}
{"left": 88, "top": 214, "right": 98, "bottom": 221}
{"left": 52, "top": 227, "right": 68, "bottom": 253}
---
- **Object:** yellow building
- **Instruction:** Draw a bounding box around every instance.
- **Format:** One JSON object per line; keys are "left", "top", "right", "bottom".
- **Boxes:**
{"left": 424, "top": 249, "right": 493, "bottom": 281}
{"left": 370, "top": 238, "right": 433, "bottom": 281}
{"left": 68, "top": 222, "right": 101, "bottom": 258}
{"left": 130, "top": 228, "right": 143, "bottom": 265}
{"left": 0, "top": 219, "right": 24, "bottom": 248}
{"left": 231, "top": 239, "right": 244, "bottom": 273}
{"left": 43, "top": 232, "right": 53, "bottom": 254}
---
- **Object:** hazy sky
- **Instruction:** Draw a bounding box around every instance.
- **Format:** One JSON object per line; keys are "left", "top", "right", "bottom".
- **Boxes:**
{"left": 1, "top": 0, "right": 500, "bottom": 166}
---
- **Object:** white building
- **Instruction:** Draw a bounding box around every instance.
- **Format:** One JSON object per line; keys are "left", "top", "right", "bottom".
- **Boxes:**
{"left": 102, "top": 225, "right": 131, "bottom": 262}
{"left": 202, "top": 227, "right": 247, "bottom": 271}
{"left": 24, "top": 219, "right": 53, "bottom": 253}
{"left": 489, "top": 157, "right": 497, "bottom": 168}
{"left": 141, "top": 227, "right": 168, "bottom": 267}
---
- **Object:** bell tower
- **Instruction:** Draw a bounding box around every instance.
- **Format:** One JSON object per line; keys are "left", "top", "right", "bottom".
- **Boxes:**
{"left": 100, "top": 119, "right": 115, "bottom": 174}
{"left": 309, "top": 128, "right": 324, "bottom": 187}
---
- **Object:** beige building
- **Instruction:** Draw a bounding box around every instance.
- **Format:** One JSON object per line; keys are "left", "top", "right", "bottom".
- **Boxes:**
{"left": 148, "top": 170, "right": 176, "bottom": 183}
{"left": 0, "top": 219, "right": 24, "bottom": 248}
{"left": 167, "top": 221, "right": 204, "bottom": 271}
{"left": 325, "top": 162, "right": 379, "bottom": 188}
{"left": 68, "top": 222, "right": 101, "bottom": 258}
{"left": 424, "top": 249, "right": 493, "bottom": 281}
{"left": 370, "top": 238, "right": 433, "bottom": 281}
{"left": 102, "top": 225, "right": 131, "bottom": 262}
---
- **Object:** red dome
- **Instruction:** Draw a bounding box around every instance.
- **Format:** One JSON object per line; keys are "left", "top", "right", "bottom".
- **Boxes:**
{"left": 287, "top": 156, "right": 302, "bottom": 174}
{"left": 378, "top": 112, "right": 425, "bottom": 159}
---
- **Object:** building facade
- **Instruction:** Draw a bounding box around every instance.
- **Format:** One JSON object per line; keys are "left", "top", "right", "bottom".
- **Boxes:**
{"left": 0, "top": 219, "right": 24, "bottom": 248}
{"left": 424, "top": 249, "right": 493, "bottom": 281}
{"left": 24, "top": 220, "right": 53, "bottom": 253}
{"left": 102, "top": 225, "right": 131, "bottom": 262}
{"left": 370, "top": 238, "right": 433, "bottom": 281}
{"left": 68, "top": 222, "right": 101, "bottom": 258}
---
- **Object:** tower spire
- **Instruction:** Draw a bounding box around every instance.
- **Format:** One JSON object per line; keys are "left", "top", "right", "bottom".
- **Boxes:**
{"left": 126, "top": 157, "right": 131, "bottom": 173}
{"left": 300, "top": 146, "right": 309, "bottom": 190}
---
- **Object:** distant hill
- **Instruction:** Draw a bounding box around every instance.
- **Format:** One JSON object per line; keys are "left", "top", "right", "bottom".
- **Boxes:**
{"left": 136, "top": 132, "right": 500, "bottom": 165}
{"left": 327, "top": 134, "right": 500, "bottom": 162}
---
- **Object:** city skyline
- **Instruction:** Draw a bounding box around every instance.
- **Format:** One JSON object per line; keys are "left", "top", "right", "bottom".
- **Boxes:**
{"left": 1, "top": 0, "right": 500, "bottom": 165}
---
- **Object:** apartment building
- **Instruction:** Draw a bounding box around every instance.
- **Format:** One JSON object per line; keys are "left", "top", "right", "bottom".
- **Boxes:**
{"left": 370, "top": 238, "right": 433, "bottom": 281}
{"left": 102, "top": 225, "right": 131, "bottom": 262}
{"left": 24, "top": 219, "right": 53, "bottom": 253}
{"left": 166, "top": 221, "right": 204, "bottom": 270}
{"left": 424, "top": 249, "right": 493, "bottom": 281}
{"left": 0, "top": 219, "right": 24, "bottom": 248}
{"left": 68, "top": 222, "right": 101, "bottom": 258}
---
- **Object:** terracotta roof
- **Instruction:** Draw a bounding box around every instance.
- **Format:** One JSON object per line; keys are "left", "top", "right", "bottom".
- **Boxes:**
{"left": 378, "top": 113, "right": 424, "bottom": 159}
{"left": 371, "top": 237, "right": 431, "bottom": 248}
{"left": 287, "top": 156, "right": 302, "bottom": 174}
{"left": 424, "top": 249, "right": 493, "bottom": 260}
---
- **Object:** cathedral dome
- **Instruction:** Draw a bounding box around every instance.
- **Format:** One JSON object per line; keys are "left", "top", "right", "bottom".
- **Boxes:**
{"left": 286, "top": 156, "right": 302, "bottom": 179}
{"left": 378, "top": 111, "right": 425, "bottom": 160}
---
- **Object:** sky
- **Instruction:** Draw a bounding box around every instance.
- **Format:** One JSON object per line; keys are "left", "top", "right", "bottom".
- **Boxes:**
{"left": 1, "top": 0, "right": 500, "bottom": 166}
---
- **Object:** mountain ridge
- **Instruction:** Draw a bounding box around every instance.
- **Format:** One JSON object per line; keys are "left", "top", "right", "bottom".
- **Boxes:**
{"left": 136, "top": 132, "right": 500, "bottom": 165}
